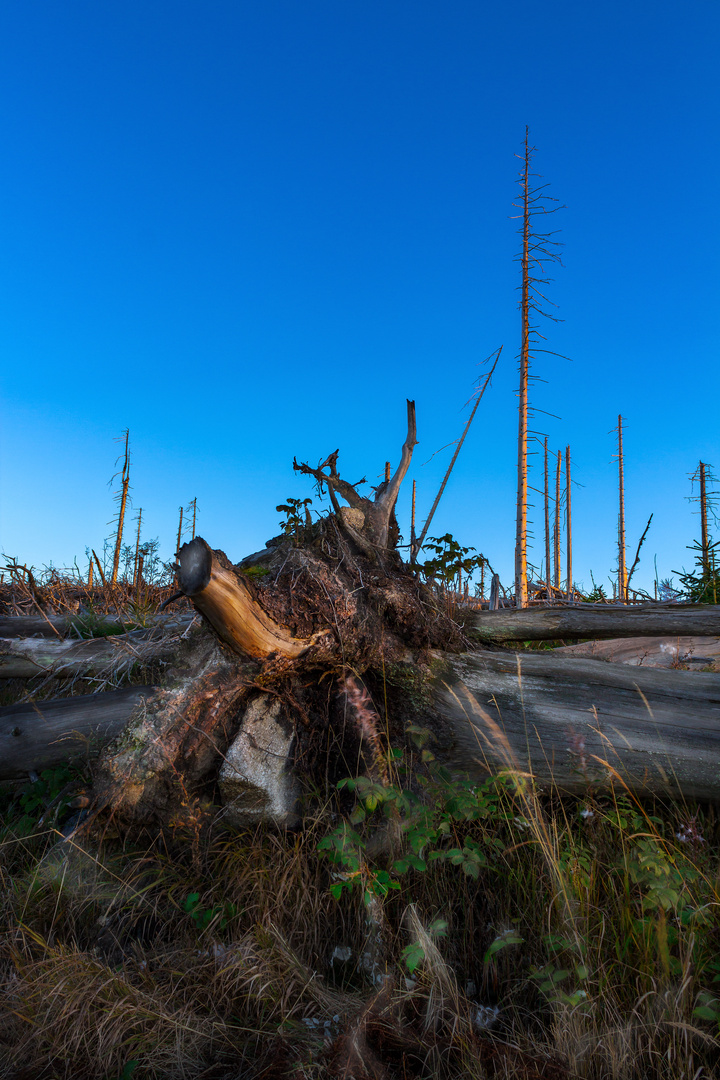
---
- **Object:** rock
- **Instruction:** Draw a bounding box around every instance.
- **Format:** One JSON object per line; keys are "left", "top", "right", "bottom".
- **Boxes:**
{"left": 218, "top": 694, "right": 300, "bottom": 827}
{"left": 338, "top": 506, "right": 366, "bottom": 532}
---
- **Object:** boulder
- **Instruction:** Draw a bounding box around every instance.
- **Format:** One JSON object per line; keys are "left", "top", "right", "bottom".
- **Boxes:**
{"left": 218, "top": 694, "right": 299, "bottom": 826}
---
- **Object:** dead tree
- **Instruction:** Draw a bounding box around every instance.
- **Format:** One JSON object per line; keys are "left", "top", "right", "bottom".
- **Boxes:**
{"left": 110, "top": 429, "right": 131, "bottom": 585}
{"left": 512, "top": 129, "right": 564, "bottom": 609}
{"left": 565, "top": 444, "right": 572, "bottom": 599}
{"left": 553, "top": 449, "right": 562, "bottom": 589}
{"left": 616, "top": 415, "right": 627, "bottom": 603}
{"left": 293, "top": 399, "right": 417, "bottom": 554}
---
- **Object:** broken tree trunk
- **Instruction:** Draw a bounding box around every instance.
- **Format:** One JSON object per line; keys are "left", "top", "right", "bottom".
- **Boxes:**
{"left": 472, "top": 603, "right": 720, "bottom": 642}
{"left": 174, "top": 537, "right": 325, "bottom": 659}
{"left": 431, "top": 650, "right": 720, "bottom": 802}
{"left": 293, "top": 399, "right": 417, "bottom": 554}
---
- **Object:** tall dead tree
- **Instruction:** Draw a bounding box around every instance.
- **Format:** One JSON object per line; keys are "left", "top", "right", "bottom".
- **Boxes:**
{"left": 616, "top": 415, "right": 627, "bottom": 603}
{"left": 553, "top": 449, "right": 562, "bottom": 589}
{"left": 512, "top": 130, "right": 564, "bottom": 608}
{"left": 543, "top": 436, "right": 551, "bottom": 590}
{"left": 698, "top": 462, "right": 710, "bottom": 574}
{"left": 565, "top": 445, "right": 572, "bottom": 600}
{"left": 110, "top": 429, "right": 131, "bottom": 585}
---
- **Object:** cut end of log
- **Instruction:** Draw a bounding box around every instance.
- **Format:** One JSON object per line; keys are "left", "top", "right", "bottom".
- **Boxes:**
{"left": 177, "top": 537, "right": 213, "bottom": 595}
{"left": 177, "top": 537, "right": 323, "bottom": 660}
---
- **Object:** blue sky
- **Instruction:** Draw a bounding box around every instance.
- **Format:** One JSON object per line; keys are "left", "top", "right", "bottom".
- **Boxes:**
{"left": 0, "top": 1, "right": 717, "bottom": 595}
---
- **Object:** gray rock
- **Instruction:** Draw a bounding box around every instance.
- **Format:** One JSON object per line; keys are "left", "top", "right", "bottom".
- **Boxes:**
{"left": 218, "top": 695, "right": 299, "bottom": 826}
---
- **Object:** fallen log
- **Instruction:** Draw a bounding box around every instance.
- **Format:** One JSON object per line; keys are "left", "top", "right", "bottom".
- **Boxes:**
{"left": 0, "top": 685, "right": 157, "bottom": 780}
{"left": 0, "top": 626, "right": 187, "bottom": 679}
{"left": 471, "top": 603, "right": 720, "bottom": 642}
{"left": 433, "top": 651, "right": 720, "bottom": 801}
{"left": 550, "top": 635, "right": 720, "bottom": 669}
{"left": 6, "top": 637, "right": 720, "bottom": 804}
{"left": 0, "top": 613, "right": 195, "bottom": 639}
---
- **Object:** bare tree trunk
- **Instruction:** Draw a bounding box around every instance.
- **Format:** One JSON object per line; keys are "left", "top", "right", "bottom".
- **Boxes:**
{"left": 515, "top": 134, "right": 531, "bottom": 610}
{"left": 0, "top": 626, "right": 186, "bottom": 678}
{"left": 472, "top": 602, "right": 720, "bottom": 641}
{"left": 410, "top": 479, "right": 417, "bottom": 562}
{"left": 543, "top": 437, "right": 551, "bottom": 592}
{"left": 617, "top": 415, "right": 627, "bottom": 603}
{"left": 175, "top": 538, "right": 325, "bottom": 660}
{"left": 111, "top": 429, "right": 130, "bottom": 585}
{"left": 700, "top": 461, "right": 709, "bottom": 574}
{"left": 553, "top": 449, "right": 561, "bottom": 590}
{"left": 565, "top": 445, "right": 572, "bottom": 600}
{"left": 0, "top": 686, "right": 156, "bottom": 780}
{"left": 414, "top": 356, "right": 499, "bottom": 559}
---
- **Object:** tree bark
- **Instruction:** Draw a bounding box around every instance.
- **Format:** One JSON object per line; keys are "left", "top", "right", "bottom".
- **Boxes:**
{"left": 0, "top": 613, "right": 195, "bottom": 639}
{"left": 7, "top": 641, "right": 720, "bottom": 803}
{"left": 0, "top": 627, "right": 185, "bottom": 679}
{"left": 472, "top": 604, "right": 720, "bottom": 642}
{"left": 432, "top": 650, "right": 720, "bottom": 802}
{"left": 0, "top": 685, "right": 156, "bottom": 780}
{"left": 175, "top": 538, "right": 324, "bottom": 659}
{"left": 549, "top": 635, "right": 720, "bottom": 669}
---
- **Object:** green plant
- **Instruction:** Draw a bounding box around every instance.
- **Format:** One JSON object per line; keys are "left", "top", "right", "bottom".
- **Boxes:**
{"left": 1, "top": 766, "right": 79, "bottom": 834}
{"left": 317, "top": 726, "right": 508, "bottom": 909}
{"left": 420, "top": 533, "right": 485, "bottom": 594}
{"left": 276, "top": 496, "right": 313, "bottom": 544}
{"left": 675, "top": 538, "right": 720, "bottom": 604}
{"left": 182, "top": 891, "right": 237, "bottom": 933}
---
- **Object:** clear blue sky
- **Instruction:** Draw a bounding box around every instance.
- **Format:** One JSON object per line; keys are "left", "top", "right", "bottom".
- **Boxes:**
{"left": 0, "top": 1, "right": 717, "bottom": 595}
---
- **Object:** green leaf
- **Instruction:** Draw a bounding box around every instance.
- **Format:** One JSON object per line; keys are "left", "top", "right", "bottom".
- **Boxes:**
{"left": 693, "top": 1005, "right": 720, "bottom": 1021}
{"left": 401, "top": 943, "right": 426, "bottom": 975}
{"left": 183, "top": 892, "right": 200, "bottom": 912}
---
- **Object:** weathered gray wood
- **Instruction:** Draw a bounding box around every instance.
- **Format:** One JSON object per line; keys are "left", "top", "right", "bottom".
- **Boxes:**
{"left": 472, "top": 603, "right": 720, "bottom": 642}
{"left": 0, "top": 628, "right": 184, "bottom": 678}
{"left": 0, "top": 686, "right": 157, "bottom": 780}
{"left": 550, "top": 636, "right": 720, "bottom": 669}
{"left": 0, "top": 613, "right": 195, "bottom": 639}
{"left": 433, "top": 651, "right": 720, "bottom": 801}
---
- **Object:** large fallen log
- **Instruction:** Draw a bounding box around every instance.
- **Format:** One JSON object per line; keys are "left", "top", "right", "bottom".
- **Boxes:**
{"left": 5, "top": 638, "right": 720, "bottom": 804}
{"left": 471, "top": 603, "right": 720, "bottom": 642}
{"left": 0, "top": 685, "right": 157, "bottom": 780}
{"left": 550, "top": 635, "right": 720, "bottom": 669}
{"left": 433, "top": 650, "right": 720, "bottom": 801}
